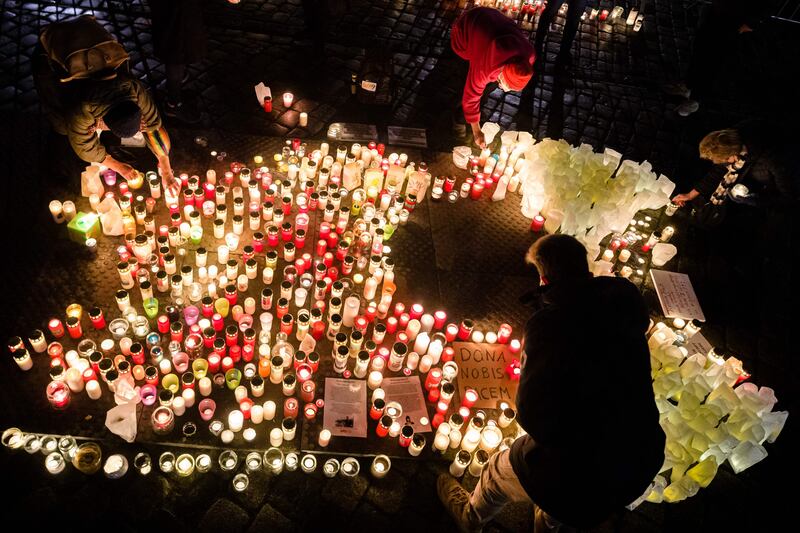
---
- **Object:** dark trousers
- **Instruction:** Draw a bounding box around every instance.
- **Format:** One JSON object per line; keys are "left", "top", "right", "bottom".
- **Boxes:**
{"left": 534, "top": 0, "right": 589, "bottom": 57}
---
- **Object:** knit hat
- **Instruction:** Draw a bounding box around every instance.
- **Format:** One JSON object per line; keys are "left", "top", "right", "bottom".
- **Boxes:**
{"left": 103, "top": 100, "right": 142, "bottom": 138}
{"left": 501, "top": 59, "right": 533, "bottom": 91}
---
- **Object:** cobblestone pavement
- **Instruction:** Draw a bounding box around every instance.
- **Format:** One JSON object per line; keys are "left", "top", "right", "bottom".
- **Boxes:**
{"left": 1, "top": 1, "right": 798, "bottom": 531}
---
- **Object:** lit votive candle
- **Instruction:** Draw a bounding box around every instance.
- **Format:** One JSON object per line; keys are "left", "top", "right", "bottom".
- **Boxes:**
{"left": 301, "top": 454, "right": 317, "bottom": 473}
{"left": 318, "top": 429, "right": 332, "bottom": 447}
{"left": 263, "top": 400, "right": 277, "bottom": 421}
{"left": 99, "top": 452, "right": 128, "bottom": 478}
{"left": 176, "top": 454, "right": 195, "bottom": 477}
{"left": 228, "top": 410, "right": 244, "bottom": 432}
{"left": 299, "top": 112, "right": 308, "bottom": 127}
{"left": 370, "top": 455, "right": 391, "bottom": 479}
{"left": 283, "top": 92, "right": 294, "bottom": 108}
{"left": 269, "top": 427, "right": 283, "bottom": 447}
{"left": 49, "top": 200, "right": 65, "bottom": 223}
{"left": 45, "top": 452, "right": 66, "bottom": 474}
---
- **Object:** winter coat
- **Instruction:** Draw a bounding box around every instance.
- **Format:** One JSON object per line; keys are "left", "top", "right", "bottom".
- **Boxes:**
{"left": 510, "top": 276, "right": 665, "bottom": 528}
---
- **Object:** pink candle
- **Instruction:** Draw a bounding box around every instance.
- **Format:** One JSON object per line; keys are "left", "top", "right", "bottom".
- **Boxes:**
{"left": 46, "top": 381, "right": 71, "bottom": 409}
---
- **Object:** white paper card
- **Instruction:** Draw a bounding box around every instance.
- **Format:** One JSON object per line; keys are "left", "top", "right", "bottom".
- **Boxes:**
{"left": 382, "top": 376, "right": 432, "bottom": 433}
{"left": 323, "top": 378, "right": 367, "bottom": 438}
{"left": 684, "top": 331, "right": 714, "bottom": 357}
{"left": 650, "top": 269, "right": 706, "bottom": 321}
{"left": 254, "top": 82, "right": 271, "bottom": 104}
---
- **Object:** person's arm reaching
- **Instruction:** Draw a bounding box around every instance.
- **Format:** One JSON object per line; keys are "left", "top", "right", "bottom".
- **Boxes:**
{"left": 462, "top": 66, "right": 487, "bottom": 149}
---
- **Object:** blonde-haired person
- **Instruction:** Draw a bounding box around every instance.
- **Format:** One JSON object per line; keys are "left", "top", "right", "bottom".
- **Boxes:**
{"left": 672, "top": 121, "right": 797, "bottom": 209}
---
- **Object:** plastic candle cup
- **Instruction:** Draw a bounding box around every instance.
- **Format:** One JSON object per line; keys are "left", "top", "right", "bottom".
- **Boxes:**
{"left": 282, "top": 92, "right": 294, "bottom": 108}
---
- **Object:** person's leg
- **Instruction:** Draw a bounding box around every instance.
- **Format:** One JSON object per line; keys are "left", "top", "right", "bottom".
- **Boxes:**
{"left": 557, "top": 0, "right": 589, "bottom": 61}
{"left": 165, "top": 63, "right": 186, "bottom": 106}
{"left": 534, "top": 0, "right": 561, "bottom": 56}
{"left": 469, "top": 448, "right": 532, "bottom": 524}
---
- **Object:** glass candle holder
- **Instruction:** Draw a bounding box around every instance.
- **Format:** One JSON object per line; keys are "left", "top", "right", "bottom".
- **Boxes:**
{"left": 196, "top": 454, "right": 212, "bottom": 473}
{"left": 218, "top": 449, "right": 238, "bottom": 471}
{"left": 264, "top": 447, "right": 284, "bottom": 474}
{"left": 103, "top": 454, "right": 129, "bottom": 479}
{"left": 232, "top": 473, "right": 250, "bottom": 492}
{"left": 158, "top": 451, "right": 176, "bottom": 473}
{"left": 45, "top": 452, "right": 66, "bottom": 474}
{"left": 245, "top": 451, "right": 263, "bottom": 473}
{"left": 134, "top": 452, "right": 152, "bottom": 475}
{"left": 72, "top": 442, "right": 102, "bottom": 474}
{"left": 370, "top": 455, "right": 391, "bottom": 479}
{"left": 152, "top": 406, "right": 175, "bottom": 435}
{"left": 323, "top": 458, "right": 340, "bottom": 478}
{"left": 46, "top": 381, "right": 70, "bottom": 409}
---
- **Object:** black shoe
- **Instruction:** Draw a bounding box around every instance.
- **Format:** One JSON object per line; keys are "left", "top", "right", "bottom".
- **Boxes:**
{"left": 165, "top": 100, "right": 201, "bottom": 124}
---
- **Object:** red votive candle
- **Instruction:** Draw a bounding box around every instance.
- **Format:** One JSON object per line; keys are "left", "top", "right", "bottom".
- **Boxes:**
{"left": 207, "top": 353, "right": 221, "bottom": 373}
{"left": 48, "top": 318, "right": 65, "bottom": 338}
{"left": 89, "top": 307, "right": 106, "bottom": 329}
{"left": 530, "top": 215, "right": 545, "bottom": 232}
{"left": 425, "top": 368, "right": 443, "bottom": 391}
{"left": 300, "top": 379, "right": 315, "bottom": 403}
{"left": 445, "top": 323, "right": 459, "bottom": 342}
{"left": 461, "top": 388, "right": 478, "bottom": 408}
{"left": 497, "top": 323, "right": 512, "bottom": 344}
{"left": 284, "top": 397, "right": 299, "bottom": 419}
{"left": 457, "top": 320, "right": 474, "bottom": 341}
{"left": 433, "top": 310, "right": 447, "bottom": 330}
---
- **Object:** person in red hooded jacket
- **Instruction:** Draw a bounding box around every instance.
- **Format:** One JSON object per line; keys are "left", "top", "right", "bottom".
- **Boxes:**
{"left": 451, "top": 7, "right": 536, "bottom": 148}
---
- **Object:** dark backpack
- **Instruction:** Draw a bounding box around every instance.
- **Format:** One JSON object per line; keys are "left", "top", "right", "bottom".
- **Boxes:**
{"left": 356, "top": 50, "right": 395, "bottom": 106}
{"left": 40, "top": 15, "right": 129, "bottom": 82}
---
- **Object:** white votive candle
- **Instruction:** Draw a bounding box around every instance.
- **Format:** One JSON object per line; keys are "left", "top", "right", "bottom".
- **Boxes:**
{"left": 283, "top": 92, "right": 294, "bottom": 108}
{"left": 269, "top": 427, "right": 283, "bottom": 447}
{"left": 368, "top": 371, "right": 383, "bottom": 390}
{"left": 198, "top": 377, "right": 212, "bottom": 396}
{"left": 49, "top": 200, "right": 65, "bottom": 223}
{"left": 318, "top": 429, "right": 331, "bottom": 447}
{"left": 86, "top": 380, "right": 102, "bottom": 399}
{"left": 182, "top": 388, "right": 195, "bottom": 408}
{"left": 228, "top": 410, "right": 244, "bottom": 432}
{"left": 299, "top": 112, "right": 308, "bottom": 127}
{"left": 250, "top": 405, "right": 264, "bottom": 424}
{"left": 264, "top": 400, "right": 277, "bottom": 421}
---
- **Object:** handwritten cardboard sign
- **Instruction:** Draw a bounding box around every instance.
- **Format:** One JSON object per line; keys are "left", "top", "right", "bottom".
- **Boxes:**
{"left": 650, "top": 269, "right": 706, "bottom": 321}
{"left": 453, "top": 342, "right": 519, "bottom": 409}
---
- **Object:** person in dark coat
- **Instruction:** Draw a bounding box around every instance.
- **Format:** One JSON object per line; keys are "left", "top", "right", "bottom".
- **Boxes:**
{"left": 149, "top": 0, "right": 206, "bottom": 123}
{"left": 533, "top": 0, "right": 589, "bottom": 65}
{"left": 672, "top": 121, "right": 799, "bottom": 209}
{"left": 438, "top": 234, "right": 665, "bottom": 532}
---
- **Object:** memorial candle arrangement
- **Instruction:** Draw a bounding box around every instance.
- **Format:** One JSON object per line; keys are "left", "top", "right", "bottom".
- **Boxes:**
{"left": 6, "top": 137, "right": 783, "bottom": 502}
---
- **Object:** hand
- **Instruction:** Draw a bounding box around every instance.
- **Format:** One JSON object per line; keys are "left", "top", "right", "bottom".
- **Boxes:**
{"left": 471, "top": 123, "right": 486, "bottom": 149}
{"left": 738, "top": 24, "right": 753, "bottom": 34}
{"left": 157, "top": 157, "right": 180, "bottom": 198}
{"left": 117, "top": 163, "right": 136, "bottom": 182}
{"left": 671, "top": 192, "right": 695, "bottom": 207}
